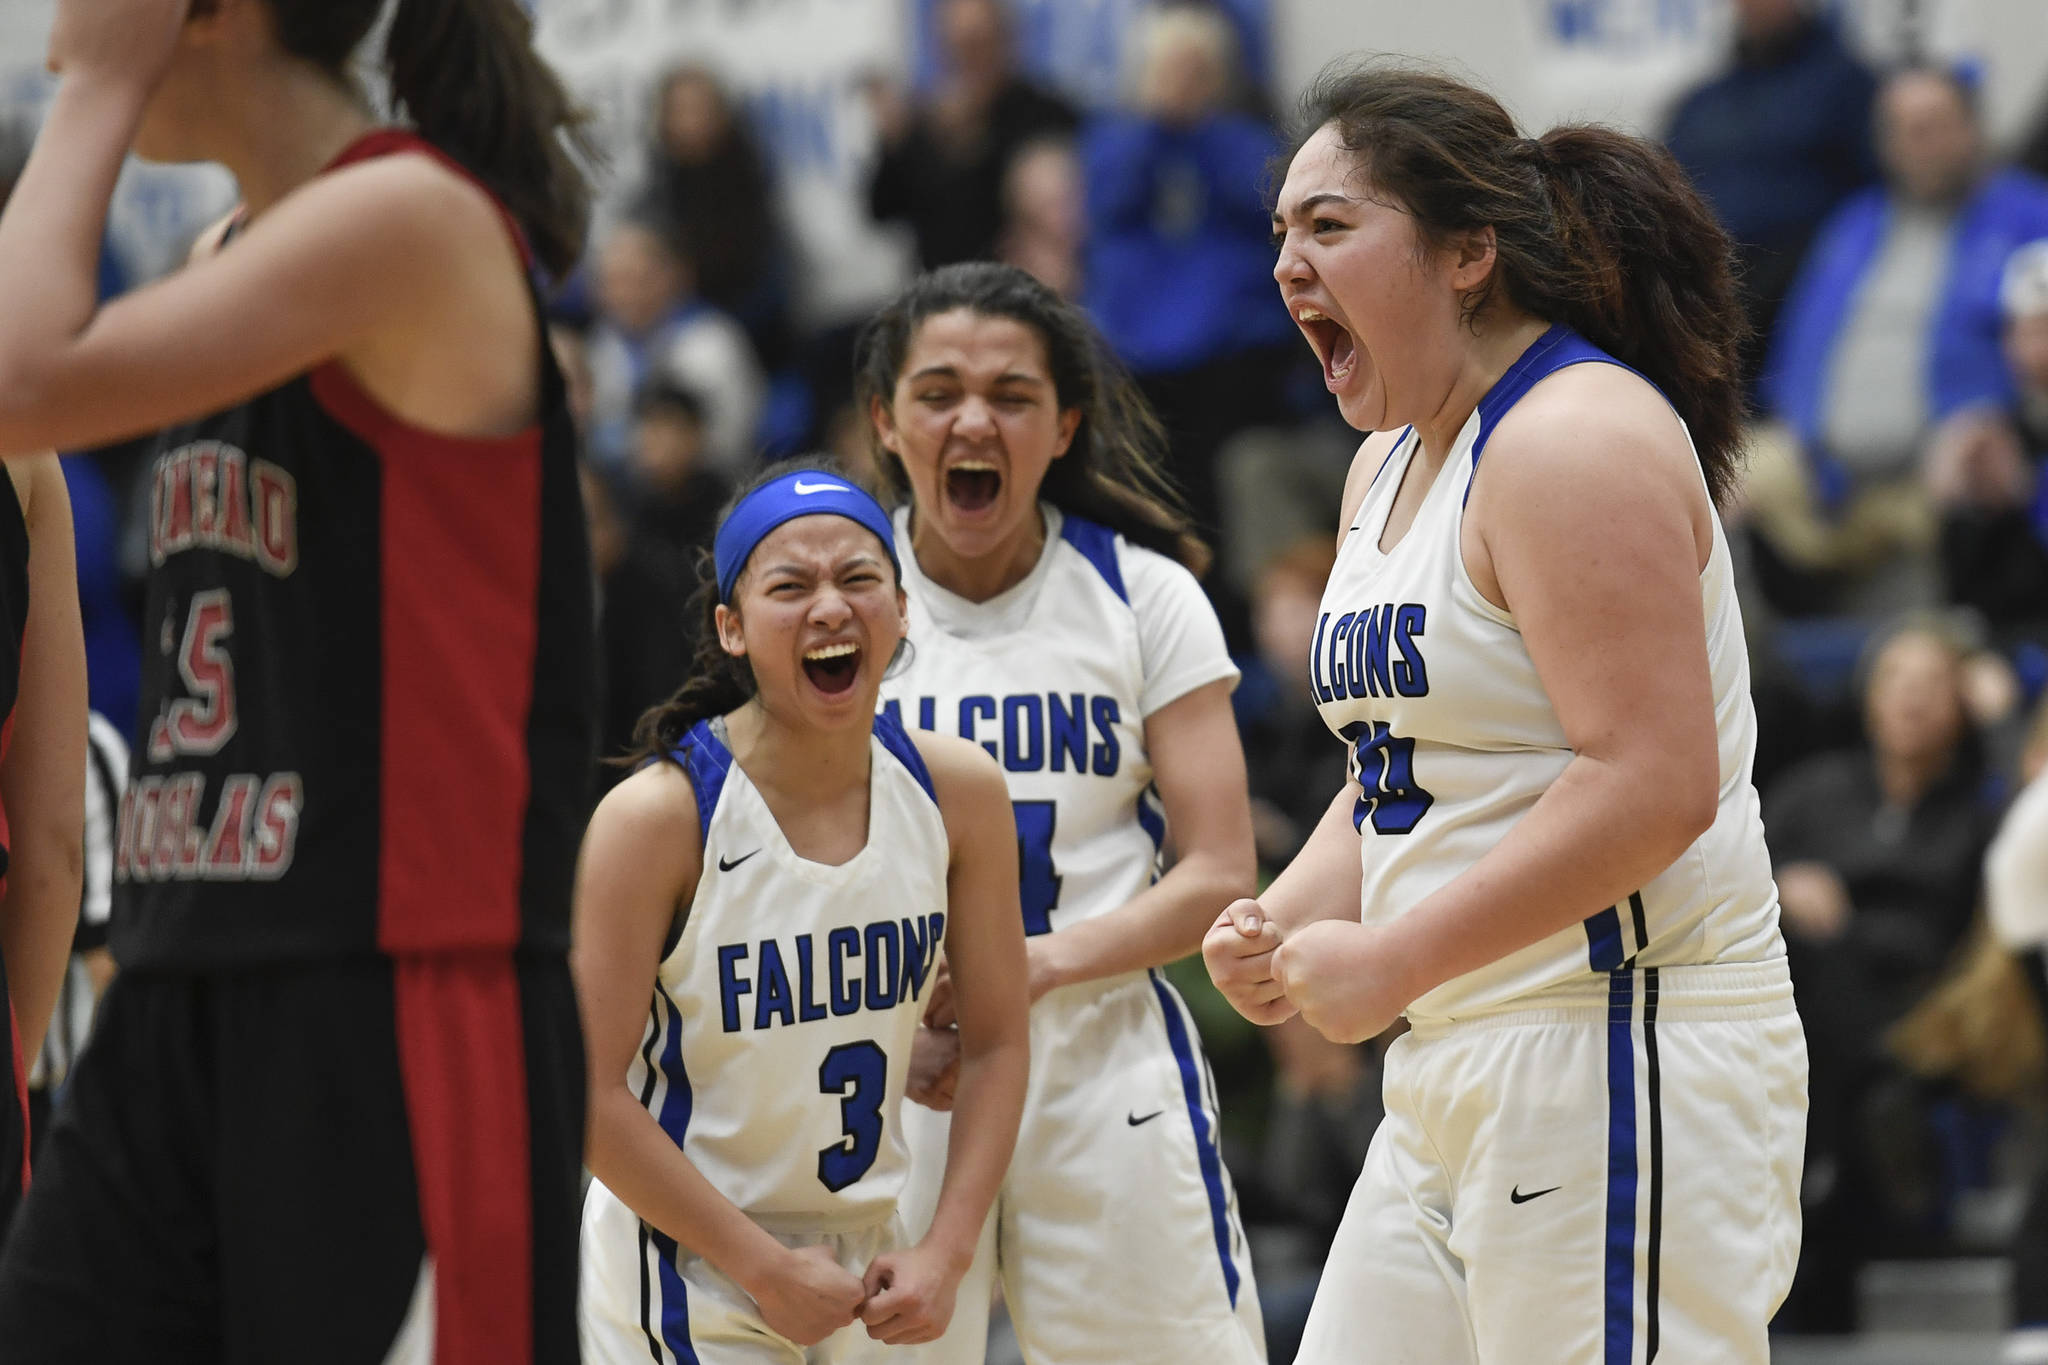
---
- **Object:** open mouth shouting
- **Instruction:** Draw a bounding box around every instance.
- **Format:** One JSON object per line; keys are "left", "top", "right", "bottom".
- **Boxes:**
{"left": 802, "top": 640, "right": 862, "bottom": 695}
{"left": 1295, "top": 303, "right": 1358, "bottom": 391}
{"left": 944, "top": 458, "right": 1003, "bottom": 515}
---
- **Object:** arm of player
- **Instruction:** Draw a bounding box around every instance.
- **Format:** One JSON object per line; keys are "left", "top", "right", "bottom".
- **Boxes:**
{"left": 861, "top": 733, "right": 1028, "bottom": 1347}
{"left": 0, "top": 4, "right": 527, "bottom": 457}
{"left": 0, "top": 458, "right": 87, "bottom": 1067}
{"left": 1025, "top": 678, "right": 1254, "bottom": 999}
{"left": 1271, "top": 369, "right": 1722, "bottom": 1044}
{"left": 572, "top": 766, "right": 867, "bottom": 1348}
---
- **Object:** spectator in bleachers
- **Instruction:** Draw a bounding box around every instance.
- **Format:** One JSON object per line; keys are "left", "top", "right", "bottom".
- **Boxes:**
{"left": 1756, "top": 67, "right": 2048, "bottom": 616}
{"left": 1663, "top": 0, "right": 1878, "bottom": 384}
{"left": 1765, "top": 615, "right": 2002, "bottom": 1328}
{"left": 1081, "top": 2, "right": 1295, "bottom": 544}
{"left": 866, "top": 0, "right": 1078, "bottom": 270}
{"left": 585, "top": 215, "right": 764, "bottom": 475}
{"left": 996, "top": 136, "right": 1084, "bottom": 300}
{"left": 634, "top": 65, "right": 792, "bottom": 371}
{"left": 1928, "top": 238, "right": 2048, "bottom": 645}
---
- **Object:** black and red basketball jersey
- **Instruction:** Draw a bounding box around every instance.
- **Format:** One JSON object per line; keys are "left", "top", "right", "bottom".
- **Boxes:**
{"left": 110, "top": 130, "right": 597, "bottom": 970}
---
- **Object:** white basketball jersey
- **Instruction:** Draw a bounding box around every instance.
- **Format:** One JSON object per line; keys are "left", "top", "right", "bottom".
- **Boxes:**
{"left": 1313, "top": 327, "right": 1783, "bottom": 1021}
{"left": 626, "top": 712, "right": 951, "bottom": 1228}
{"left": 880, "top": 505, "right": 1236, "bottom": 939}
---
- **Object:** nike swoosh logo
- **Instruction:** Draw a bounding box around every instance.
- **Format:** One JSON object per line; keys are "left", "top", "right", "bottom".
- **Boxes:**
{"left": 717, "top": 850, "right": 761, "bottom": 872}
{"left": 1509, "top": 1184, "right": 1561, "bottom": 1204}
{"left": 1127, "top": 1110, "right": 1165, "bottom": 1127}
{"left": 792, "top": 479, "right": 850, "bottom": 495}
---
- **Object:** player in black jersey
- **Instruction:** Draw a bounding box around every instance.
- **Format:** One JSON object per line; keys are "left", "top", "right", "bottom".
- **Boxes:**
{"left": 0, "top": 2, "right": 596, "bottom": 1360}
{"left": 0, "top": 455, "right": 87, "bottom": 1242}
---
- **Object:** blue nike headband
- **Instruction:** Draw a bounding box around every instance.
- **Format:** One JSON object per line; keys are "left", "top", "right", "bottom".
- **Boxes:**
{"left": 713, "top": 470, "right": 900, "bottom": 604}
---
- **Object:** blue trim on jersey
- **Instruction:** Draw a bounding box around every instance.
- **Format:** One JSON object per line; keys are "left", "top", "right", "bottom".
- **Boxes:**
{"left": 1059, "top": 514, "right": 1128, "bottom": 603}
{"left": 1136, "top": 784, "right": 1166, "bottom": 857}
{"left": 872, "top": 708, "right": 938, "bottom": 806}
{"left": 1584, "top": 906, "right": 1626, "bottom": 972}
{"left": 1359, "top": 426, "right": 1414, "bottom": 503}
{"left": 650, "top": 992, "right": 700, "bottom": 1363}
{"left": 1604, "top": 971, "right": 1639, "bottom": 1365}
{"left": 650, "top": 1230, "right": 701, "bottom": 1365}
{"left": 675, "top": 721, "right": 735, "bottom": 844}
{"left": 1149, "top": 970, "right": 1241, "bottom": 1308}
{"left": 1466, "top": 326, "right": 1657, "bottom": 505}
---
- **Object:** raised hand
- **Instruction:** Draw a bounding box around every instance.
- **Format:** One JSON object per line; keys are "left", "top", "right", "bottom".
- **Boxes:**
{"left": 49, "top": 0, "right": 192, "bottom": 86}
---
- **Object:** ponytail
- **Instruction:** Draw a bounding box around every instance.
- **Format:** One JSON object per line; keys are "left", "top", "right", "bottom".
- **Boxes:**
{"left": 268, "top": 0, "right": 595, "bottom": 279}
{"left": 383, "top": 0, "right": 595, "bottom": 279}
{"left": 1288, "top": 61, "right": 1750, "bottom": 506}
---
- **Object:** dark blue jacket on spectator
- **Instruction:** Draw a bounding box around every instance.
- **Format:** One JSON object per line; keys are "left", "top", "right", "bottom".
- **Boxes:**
{"left": 1082, "top": 113, "right": 1293, "bottom": 375}
{"left": 1763, "top": 169, "right": 2048, "bottom": 455}
{"left": 1664, "top": 18, "right": 1877, "bottom": 269}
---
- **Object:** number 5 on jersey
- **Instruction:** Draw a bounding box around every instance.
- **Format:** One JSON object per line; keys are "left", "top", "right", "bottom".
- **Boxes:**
{"left": 148, "top": 589, "right": 238, "bottom": 761}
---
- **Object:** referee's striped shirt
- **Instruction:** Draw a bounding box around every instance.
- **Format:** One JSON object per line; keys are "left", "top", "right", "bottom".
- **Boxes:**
{"left": 30, "top": 712, "right": 128, "bottom": 1092}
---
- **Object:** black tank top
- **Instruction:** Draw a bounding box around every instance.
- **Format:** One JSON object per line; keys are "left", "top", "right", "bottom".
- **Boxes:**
{"left": 0, "top": 469, "right": 27, "bottom": 895}
{"left": 111, "top": 130, "right": 597, "bottom": 969}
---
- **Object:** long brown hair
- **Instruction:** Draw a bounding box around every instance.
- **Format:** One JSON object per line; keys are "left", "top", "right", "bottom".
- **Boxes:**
{"left": 855, "top": 262, "right": 1211, "bottom": 575}
{"left": 268, "top": 0, "right": 594, "bottom": 277}
{"left": 1289, "top": 61, "right": 1750, "bottom": 505}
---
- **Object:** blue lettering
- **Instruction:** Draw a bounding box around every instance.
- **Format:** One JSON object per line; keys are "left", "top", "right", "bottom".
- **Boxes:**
{"left": 1347, "top": 603, "right": 1368, "bottom": 698}
{"left": 828, "top": 926, "right": 862, "bottom": 1016}
{"left": 960, "top": 696, "right": 997, "bottom": 757}
{"left": 864, "top": 920, "right": 901, "bottom": 1012}
{"left": 918, "top": 696, "right": 936, "bottom": 731}
{"left": 1090, "top": 697, "right": 1121, "bottom": 776}
{"left": 1329, "top": 612, "right": 1355, "bottom": 697}
{"left": 899, "top": 915, "right": 931, "bottom": 1002}
{"left": 795, "top": 933, "right": 827, "bottom": 1022}
{"left": 1361, "top": 606, "right": 1394, "bottom": 697}
{"left": 754, "top": 940, "right": 796, "bottom": 1029}
{"left": 1049, "top": 693, "right": 1088, "bottom": 772}
{"left": 1393, "top": 605, "right": 1429, "bottom": 697}
{"left": 1311, "top": 612, "right": 1334, "bottom": 702}
{"left": 717, "top": 944, "right": 750, "bottom": 1034}
{"left": 1003, "top": 695, "right": 1044, "bottom": 772}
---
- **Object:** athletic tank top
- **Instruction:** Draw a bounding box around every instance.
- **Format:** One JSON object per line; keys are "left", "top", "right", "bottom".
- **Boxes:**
{"left": 111, "top": 129, "right": 596, "bottom": 969}
{"left": 633, "top": 713, "right": 950, "bottom": 1228}
{"left": 0, "top": 470, "right": 25, "bottom": 899}
{"left": 1312, "top": 326, "right": 1783, "bottom": 1021}
{"left": 879, "top": 505, "right": 1236, "bottom": 939}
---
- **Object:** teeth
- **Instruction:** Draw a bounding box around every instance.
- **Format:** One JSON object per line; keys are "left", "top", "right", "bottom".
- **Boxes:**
{"left": 804, "top": 642, "right": 858, "bottom": 661}
{"left": 1296, "top": 307, "right": 1327, "bottom": 322}
{"left": 952, "top": 459, "right": 999, "bottom": 473}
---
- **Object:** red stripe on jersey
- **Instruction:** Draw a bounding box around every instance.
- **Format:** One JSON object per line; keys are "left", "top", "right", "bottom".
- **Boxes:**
{"left": 310, "top": 363, "right": 541, "bottom": 953}
{"left": 394, "top": 956, "right": 533, "bottom": 1365}
{"left": 325, "top": 129, "right": 535, "bottom": 269}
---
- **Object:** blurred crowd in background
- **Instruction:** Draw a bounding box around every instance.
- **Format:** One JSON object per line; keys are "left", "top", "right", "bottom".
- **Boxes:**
{"left": 6, "top": 0, "right": 2048, "bottom": 1345}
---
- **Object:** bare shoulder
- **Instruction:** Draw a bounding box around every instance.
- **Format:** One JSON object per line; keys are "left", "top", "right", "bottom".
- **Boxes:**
{"left": 1484, "top": 363, "right": 1698, "bottom": 492}
{"left": 591, "top": 759, "right": 703, "bottom": 852}
{"left": 251, "top": 148, "right": 517, "bottom": 270}
{"left": 907, "top": 730, "right": 1011, "bottom": 830}
{"left": 1338, "top": 428, "right": 1409, "bottom": 530}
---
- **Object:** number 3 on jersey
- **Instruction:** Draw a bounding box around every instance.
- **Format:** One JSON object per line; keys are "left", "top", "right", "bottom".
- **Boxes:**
{"left": 1342, "top": 720, "right": 1434, "bottom": 834}
{"left": 818, "top": 1040, "right": 887, "bottom": 1192}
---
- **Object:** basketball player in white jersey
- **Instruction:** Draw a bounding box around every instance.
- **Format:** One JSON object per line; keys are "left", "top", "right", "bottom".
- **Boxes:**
{"left": 574, "top": 465, "right": 1030, "bottom": 1364}
{"left": 860, "top": 261, "right": 1265, "bottom": 1365}
{"left": 1205, "top": 64, "right": 1808, "bottom": 1363}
